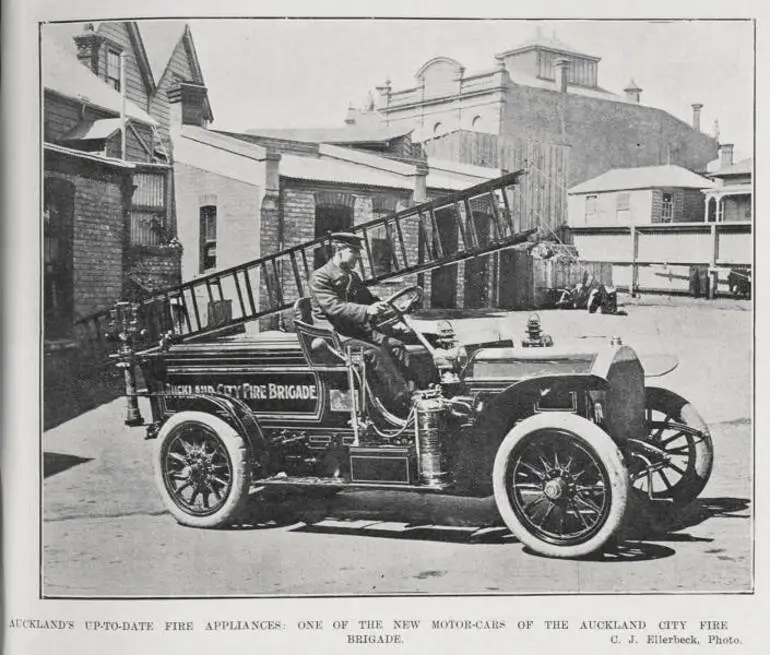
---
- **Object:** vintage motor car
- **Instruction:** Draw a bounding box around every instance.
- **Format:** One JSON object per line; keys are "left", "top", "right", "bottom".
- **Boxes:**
{"left": 125, "top": 285, "right": 714, "bottom": 559}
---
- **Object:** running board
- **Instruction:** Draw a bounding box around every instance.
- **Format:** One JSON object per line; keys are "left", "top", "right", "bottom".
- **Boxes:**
{"left": 251, "top": 476, "right": 452, "bottom": 493}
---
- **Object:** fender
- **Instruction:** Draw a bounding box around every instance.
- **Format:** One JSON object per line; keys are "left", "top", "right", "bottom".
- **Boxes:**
{"left": 152, "top": 391, "right": 268, "bottom": 455}
{"left": 450, "top": 374, "right": 609, "bottom": 496}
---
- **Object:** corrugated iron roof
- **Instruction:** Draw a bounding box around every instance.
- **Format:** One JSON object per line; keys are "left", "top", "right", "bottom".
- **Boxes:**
{"left": 427, "top": 158, "right": 503, "bottom": 190}
{"left": 42, "top": 35, "right": 156, "bottom": 126}
{"left": 60, "top": 118, "right": 124, "bottom": 141}
{"left": 44, "top": 142, "right": 137, "bottom": 168}
{"left": 279, "top": 153, "right": 413, "bottom": 189}
{"left": 244, "top": 124, "right": 413, "bottom": 145}
{"left": 708, "top": 157, "right": 752, "bottom": 178}
{"left": 180, "top": 125, "right": 268, "bottom": 160}
{"left": 569, "top": 165, "right": 715, "bottom": 194}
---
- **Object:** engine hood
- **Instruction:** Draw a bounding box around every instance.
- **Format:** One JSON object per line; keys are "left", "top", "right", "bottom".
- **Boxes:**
{"left": 465, "top": 344, "right": 641, "bottom": 384}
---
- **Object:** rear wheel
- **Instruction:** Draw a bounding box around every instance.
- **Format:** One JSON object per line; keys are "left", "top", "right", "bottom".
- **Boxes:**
{"left": 493, "top": 413, "right": 628, "bottom": 559}
{"left": 631, "top": 387, "right": 713, "bottom": 504}
{"left": 154, "top": 411, "right": 251, "bottom": 528}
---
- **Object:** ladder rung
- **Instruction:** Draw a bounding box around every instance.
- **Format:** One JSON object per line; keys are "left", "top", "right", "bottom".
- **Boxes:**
{"left": 271, "top": 258, "right": 284, "bottom": 306}
{"left": 428, "top": 208, "right": 444, "bottom": 259}
{"left": 361, "top": 227, "right": 375, "bottom": 279}
{"left": 463, "top": 198, "right": 480, "bottom": 249}
{"left": 486, "top": 190, "right": 504, "bottom": 239}
{"left": 289, "top": 251, "right": 304, "bottom": 298}
{"left": 394, "top": 216, "right": 409, "bottom": 267}
{"left": 187, "top": 288, "right": 202, "bottom": 332}
{"left": 242, "top": 269, "right": 257, "bottom": 315}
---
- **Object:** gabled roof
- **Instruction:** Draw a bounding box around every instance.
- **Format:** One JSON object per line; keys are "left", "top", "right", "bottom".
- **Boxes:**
{"left": 42, "top": 35, "right": 156, "bottom": 126}
{"left": 569, "top": 165, "right": 714, "bottom": 194}
{"left": 497, "top": 34, "right": 599, "bottom": 61}
{"left": 244, "top": 124, "right": 414, "bottom": 146}
{"left": 135, "top": 21, "right": 188, "bottom": 85}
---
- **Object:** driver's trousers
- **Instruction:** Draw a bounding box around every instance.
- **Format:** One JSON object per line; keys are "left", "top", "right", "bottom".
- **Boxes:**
{"left": 341, "top": 330, "right": 415, "bottom": 411}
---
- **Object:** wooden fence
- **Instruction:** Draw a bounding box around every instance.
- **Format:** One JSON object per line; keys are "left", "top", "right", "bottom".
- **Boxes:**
{"left": 423, "top": 130, "right": 570, "bottom": 233}
{"left": 568, "top": 222, "right": 752, "bottom": 295}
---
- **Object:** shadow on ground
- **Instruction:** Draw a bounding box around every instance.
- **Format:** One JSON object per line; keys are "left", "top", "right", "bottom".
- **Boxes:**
{"left": 43, "top": 452, "right": 93, "bottom": 478}
{"left": 221, "top": 489, "right": 750, "bottom": 561}
{"left": 44, "top": 356, "right": 125, "bottom": 430}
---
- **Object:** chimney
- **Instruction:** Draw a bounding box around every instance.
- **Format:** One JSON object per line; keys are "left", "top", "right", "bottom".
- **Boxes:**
{"left": 623, "top": 79, "right": 642, "bottom": 104}
{"left": 719, "top": 143, "right": 734, "bottom": 169}
{"left": 344, "top": 103, "right": 356, "bottom": 125}
{"left": 74, "top": 27, "right": 105, "bottom": 75}
{"left": 554, "top": 58, "right": 569, "bottom": 93}
{"left": 413, "top": 161, "right": 429, "bottom": 204}
{"left": 168, "top": 82, "right": 211, "bottom": 129}
{"left": 691, "top": 103, "right": 704, "bottom": 131}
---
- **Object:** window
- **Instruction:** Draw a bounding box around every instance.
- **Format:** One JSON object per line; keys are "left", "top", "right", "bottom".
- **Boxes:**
{"left": 433, "top": 122, "right": 443, "bottom": 136}
{"left": 107, "top": 49, "right": 121, "bottom": 91}
{"left": 616, "top": 192, "right": 630, "bottom": 221}
{"left": 661, "top": 192, "right": 674, "bottom": 222}
{"left": 200, "top": 206, "right": 217, "bottom": 272}
{"left": 585, "top": 195, "right": 598, "bottom": 218}
{"left": 538, "top": 51, "right": 555, "bottom": 80}
{"left": 471, "top": 115, "right": 483, "bottom": 130}
{"left": 130, "top": 172, "right": 168, "bottom": 245}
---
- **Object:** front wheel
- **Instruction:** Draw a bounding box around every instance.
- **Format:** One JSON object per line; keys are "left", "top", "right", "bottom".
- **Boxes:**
{"left": 154, "top": 411, "right": 251, "bottom": 528}
{"left": 493, "top": 413, "right": 628, "bottom": 559}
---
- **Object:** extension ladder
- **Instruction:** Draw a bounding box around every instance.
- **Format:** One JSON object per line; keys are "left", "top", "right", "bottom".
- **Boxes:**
{"left": 88, "top": 170, "right": 534, "bottom": 348}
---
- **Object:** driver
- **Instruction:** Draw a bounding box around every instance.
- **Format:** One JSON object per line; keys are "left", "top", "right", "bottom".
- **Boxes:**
{"left": 309, "top": 232, "right": 416, "bottom": 412}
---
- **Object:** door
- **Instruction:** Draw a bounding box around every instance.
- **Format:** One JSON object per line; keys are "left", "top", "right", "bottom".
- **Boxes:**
{"left": 44, "top": 178, "right": 75, "bottom": 338}
{"left": 314, "top": 205, "right": 353, "bottom": 270}
{"left": 463, "top": 211, "right": 493, "bottom": 308}
{"left": 431, "top": 206, "right": 458, "bottom": 308}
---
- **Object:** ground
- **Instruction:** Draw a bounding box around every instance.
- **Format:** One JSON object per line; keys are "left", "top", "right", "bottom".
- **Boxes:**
{"left": 42, "top": 294, "right": 752, "bottom": 596}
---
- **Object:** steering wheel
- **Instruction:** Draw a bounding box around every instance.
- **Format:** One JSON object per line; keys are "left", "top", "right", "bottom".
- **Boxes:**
{"left": 372, "top": 286, "right": 424, "bottom": 328}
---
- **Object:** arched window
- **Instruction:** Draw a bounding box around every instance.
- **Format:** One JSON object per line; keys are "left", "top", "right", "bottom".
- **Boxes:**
{"left": 433, "top": 121, "right": 443, "bottom": 136}
{"left": 471, "top": 115, "right": 482, "bottom": 130}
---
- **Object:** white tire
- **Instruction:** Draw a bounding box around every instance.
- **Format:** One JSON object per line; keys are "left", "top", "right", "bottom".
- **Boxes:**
{"left": 493, "top": 412, "right": 628, "bottom": 558}
{"left": 154, "top": 411, "right": 251, "bottom": 528}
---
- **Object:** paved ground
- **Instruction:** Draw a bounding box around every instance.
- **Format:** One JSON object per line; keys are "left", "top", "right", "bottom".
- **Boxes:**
{"left": 42, "top": 295, "right": 753, "bottom": 597}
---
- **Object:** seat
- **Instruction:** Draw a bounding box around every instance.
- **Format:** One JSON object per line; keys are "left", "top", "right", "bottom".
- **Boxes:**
{"left": 292, "top": 297, "right": 347, "bottom": 368}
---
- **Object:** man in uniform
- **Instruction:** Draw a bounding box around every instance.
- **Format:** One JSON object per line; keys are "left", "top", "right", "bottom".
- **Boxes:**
{"left": 309, "top": 232, "right": 415, "bottom": 412}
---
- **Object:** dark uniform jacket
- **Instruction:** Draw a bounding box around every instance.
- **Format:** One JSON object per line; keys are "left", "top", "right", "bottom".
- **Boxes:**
{"left": 310, "top": 260, "right": 380, "bottom": 340}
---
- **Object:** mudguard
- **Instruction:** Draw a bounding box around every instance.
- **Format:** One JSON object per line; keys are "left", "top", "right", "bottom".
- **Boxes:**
{"left": 153, "top": 391, "right": 268, "bottom": 455}
{"left": 449, "top": 374, "right": 609, "bottom": 496}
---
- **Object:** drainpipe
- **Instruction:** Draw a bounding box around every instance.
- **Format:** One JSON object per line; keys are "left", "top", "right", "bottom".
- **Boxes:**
{"left": 120, "top": 52, "right": 127, "bottom": 159}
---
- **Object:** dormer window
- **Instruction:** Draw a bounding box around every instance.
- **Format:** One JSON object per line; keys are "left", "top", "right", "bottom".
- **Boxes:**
{"left": 107, "top": 49, "right": 121, "bottom": 91}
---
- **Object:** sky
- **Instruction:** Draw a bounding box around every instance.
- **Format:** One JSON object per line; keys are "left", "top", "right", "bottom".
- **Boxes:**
{"left": 187, "top": 19, "right": 754, "bottom": 161}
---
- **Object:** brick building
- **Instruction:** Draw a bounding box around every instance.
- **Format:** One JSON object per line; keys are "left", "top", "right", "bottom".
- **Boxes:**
{"left": 169, "top": 88, "right": 505, "bottom": 321}
{"left": 43, "top": 21, "right": 210, "bottom": 343}
{"left": 360, "top": 32, "right": 718, "bottom": 193}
